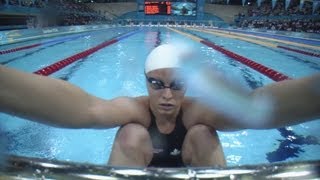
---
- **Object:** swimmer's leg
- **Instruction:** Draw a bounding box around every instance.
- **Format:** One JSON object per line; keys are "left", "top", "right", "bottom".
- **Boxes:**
{"left": 108, "top": 123, "right": 153, "bottom": 167}
{"left": 182, "top": 124, "right": 226, "bottom": 167}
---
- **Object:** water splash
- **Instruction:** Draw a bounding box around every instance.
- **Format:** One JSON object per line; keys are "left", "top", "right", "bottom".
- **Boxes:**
{"left": 179, "top": 61, "right": 274, "bottom": 128}
{"left": 160, "top": 42, "right": 274, "bottom": 128}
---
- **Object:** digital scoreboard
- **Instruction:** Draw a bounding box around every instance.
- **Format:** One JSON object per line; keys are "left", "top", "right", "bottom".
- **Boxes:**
{"left": 144, "top": 0, "right": 197, "bottom": 16}
{"left": 144, "top": 1, "right": 171, "bottom": 15}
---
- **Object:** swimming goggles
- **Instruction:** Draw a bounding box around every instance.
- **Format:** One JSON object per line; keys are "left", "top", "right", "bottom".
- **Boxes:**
{"left": 146, "top": 76, "right": 185, "bottom": 91}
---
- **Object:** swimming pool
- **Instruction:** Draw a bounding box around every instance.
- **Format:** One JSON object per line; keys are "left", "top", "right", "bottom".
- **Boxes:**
{"left": 0, "top": 26, "right": 319, "bottom": 167}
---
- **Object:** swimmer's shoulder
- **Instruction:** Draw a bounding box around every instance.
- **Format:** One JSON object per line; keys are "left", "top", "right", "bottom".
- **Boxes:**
{"left": 111, "top": 96, "right": 148, "bottom": 108}
{"left": 133, "top": 96, "right": 151, "bottom": 127}
{"left": 182, "top": 96, "right": 198, "bottom": 109}
{"left": 181, "top": 97, "right": 203, "bottom": 129}
{"left": 103, "top": 96, "right": 151, "bottom": 127}
{"left": 133, "top": 96, "right": 150, "bottom": 108}
{"left": 182, "top": 97, "right": 219, "bottom": 129}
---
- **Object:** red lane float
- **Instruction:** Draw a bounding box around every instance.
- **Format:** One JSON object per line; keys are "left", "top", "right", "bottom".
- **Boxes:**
{"left": 0, "top": 44, "right": 41, "bottom": 55}
{"left": 34, "top": 39, "right": 117, "bottom": 76}
{"left": 277, "top": 45, "right": 320, "bottom": 58}
{"left": 201, "top": 40, "right": 290, "bottom": 82}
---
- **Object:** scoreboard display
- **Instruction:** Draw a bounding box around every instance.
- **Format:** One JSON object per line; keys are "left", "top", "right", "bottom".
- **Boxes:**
{"left": 145, "top": 1, "right": 171, "bottom": 15}
{"left": 144, "top": 0, "right": 197, "bottom": 16}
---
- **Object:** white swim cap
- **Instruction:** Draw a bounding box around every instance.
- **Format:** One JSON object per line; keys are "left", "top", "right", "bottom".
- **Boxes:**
{"left": 145, "top": 44, "right": 182, "bottom": 74}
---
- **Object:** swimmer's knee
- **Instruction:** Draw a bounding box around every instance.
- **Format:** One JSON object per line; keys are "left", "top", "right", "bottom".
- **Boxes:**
{"left": 182, "top": 124, "right": 212, "bottom": 164}
{"left": 186, "top": 124, "right": 215, "bottom": 141}
{"left": 115, "top": 123, "right": 151, "bottom": 148}
{"left": 182, "top": 124, "right": 225, "bottom": 167}
{"left": 114, "top": 123, "right": 153, "bottom": 162}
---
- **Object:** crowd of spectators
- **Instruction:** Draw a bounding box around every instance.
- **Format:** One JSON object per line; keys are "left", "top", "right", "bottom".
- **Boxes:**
{"left": 2, "top": 0, "right": 320, "bottom": 33}
{"left": 1, "top": 0, "right": 45, "bottom": 8}
{"left": 49, "top": 0, "right": 95, "bottom": 14}
{"left": 247, "top": 0, "right": 318, "bottom": 16}
{"left": 46, "top": 0, "right": 106, "bottom": 26}
{"left": 236, "top": 0, "right": 320, "bottom": 33}
{"left": 1, "top": 0, "right": 107, "bottom": 27}
{"left": 240, "top": 18, "right": 320, "bottom": 33}
{"left": 59, "top": 14, "right": 106, "bottom": 26}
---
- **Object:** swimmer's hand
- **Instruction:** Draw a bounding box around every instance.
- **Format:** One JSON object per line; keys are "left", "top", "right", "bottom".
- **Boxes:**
{"left": 182, "top": 66, "right": 320, "bottom": 129}
{"left": 185, "top": 68, "right": 273, "bottom": 128}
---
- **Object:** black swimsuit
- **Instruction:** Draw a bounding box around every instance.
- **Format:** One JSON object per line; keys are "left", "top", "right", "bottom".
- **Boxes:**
{"left": 147, "top": 110, "right": 187, "bottom": 167}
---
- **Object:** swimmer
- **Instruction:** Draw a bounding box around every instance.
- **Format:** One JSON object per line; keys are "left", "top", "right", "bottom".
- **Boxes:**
{"left": 0, "top": 44, "right": 319, "bottom": 167}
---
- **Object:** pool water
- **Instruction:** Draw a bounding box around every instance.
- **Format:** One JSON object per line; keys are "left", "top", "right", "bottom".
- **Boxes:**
{"left": 0, "top": 26, "right": 319, "bottom": 166}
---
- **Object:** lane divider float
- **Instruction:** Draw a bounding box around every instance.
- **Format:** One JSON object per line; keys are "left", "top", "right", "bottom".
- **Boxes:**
{"left": 189, "top": 27, "right": 320, "bottom": 51}
{"left": 201, "top": 40, "right": 290, "bottom": 81}
{"left": 0, "top": 33, "right": 90, "bottom": 55}
{"left": 168, "top": 27, "right": 290, "bottom": 82}
{"left": 0, "top": 43, "right": 41, "bottom": 55}
{"left": 223, "top": 28, "right": 320, "bottom": 46}
{"left": 278, "top": 46, "right": 320, "bottom": 58}
{"left": 187, "top": 27, "right": 320, "bottom": 58}
{"left": 34, "top": 30, "right": 140, "bottom": 76}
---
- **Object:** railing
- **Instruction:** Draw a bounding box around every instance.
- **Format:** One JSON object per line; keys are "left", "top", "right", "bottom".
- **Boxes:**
{"left": 1, "top": 155, "right": 319, "bottom": 179}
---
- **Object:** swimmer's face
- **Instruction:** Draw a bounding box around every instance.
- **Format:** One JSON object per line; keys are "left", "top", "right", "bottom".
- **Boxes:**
{"left": 146, "top": 68, "right": 186, "bottom": 116}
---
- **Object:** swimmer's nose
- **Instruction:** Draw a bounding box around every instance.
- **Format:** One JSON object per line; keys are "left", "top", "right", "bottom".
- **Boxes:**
{"left": 162, "top": 87, "right": 173, "bottom": 99}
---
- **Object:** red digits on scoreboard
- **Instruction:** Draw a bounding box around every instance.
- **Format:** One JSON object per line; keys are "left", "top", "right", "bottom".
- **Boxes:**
{"left": 145, "top": 1, "right": 171, "bottom": 15}
{"left": 145, "top": 5, "right": 159, "bottom": 14}
{"left": 167, "top": 2, "right": 171, "bottom": 14}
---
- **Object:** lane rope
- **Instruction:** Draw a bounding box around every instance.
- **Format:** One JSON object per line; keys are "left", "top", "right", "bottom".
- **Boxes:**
{"left": 191, "top": 27, "right": 320, "bottom": 51}
{"left": 188, "top": 27, "right": 320, "bottom": 58}
{"left": 201, "top": 40, "right": 290, "bottom": 81}
{"left": 277, "top": 46, "right": 320, "bottom": 58}
{"left": 0, "top": 43, "right": 41, "bottom": 55}
{"left": 0, "top": 33, "right": 90, "bottom": 55}
{"left": 34, "top": 30, "right": 140, "bottom": 76}
{"left": 168, "top": 27, "right": 290, "bottom": 82}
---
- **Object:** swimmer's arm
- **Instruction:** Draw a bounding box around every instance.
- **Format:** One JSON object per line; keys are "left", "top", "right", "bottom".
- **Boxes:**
{"left": 0, "top": 66, "right": 146, "bottom": 128}
{"left": 249, "top": 73, "right": 320, "bottom": 129}
{"left": 188, "top": 73, "right": 320, "bottom": 131}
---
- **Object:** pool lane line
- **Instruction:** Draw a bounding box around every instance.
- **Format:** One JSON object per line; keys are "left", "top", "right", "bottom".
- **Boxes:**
{"left": 0, "top": 32, "right": 93, "bottom": 55}
{"left": 192, "top": 28, "right": 320, "bottom": 50}
{"left": 187, "top": 27, "right": 278, "bottom": 48}
{"left": 168, "top": 27, "right": 290, "bottom": 82}
{"left": 58, "top": 30, "right": 163, "bottom": 81}
{"left": 0, "top": 43, "right": 41, "bottom": 55}
{"left": 277, "top": 45, "right": 320, "bottom": 58}
{"left": 3, "top": 27, "right": 113, "bottom": 46}
{"left": 204, "top": 28, "right": 320, "bottom": 58}
{"left": 223, "top": 28, "right": 320, "bottom": 46}
{"left": 1, "top": 41, "right": 67, "bottom": 65}
{"left": 188, "top": 28, "right": 320, "bottom": 51}
{"left": 186, "top": 27, "right": 320, "bottom": 58}
{"left": 34, "top": 30, "right": 140, "bottom": 76}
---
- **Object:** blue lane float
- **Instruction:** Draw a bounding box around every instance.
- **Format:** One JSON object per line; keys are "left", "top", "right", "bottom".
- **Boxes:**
{"left": 0, "top": 33, "right": 91, "bottom": 55}
{"left": 222, "top": 28, "right": 320, "bottom": 47}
